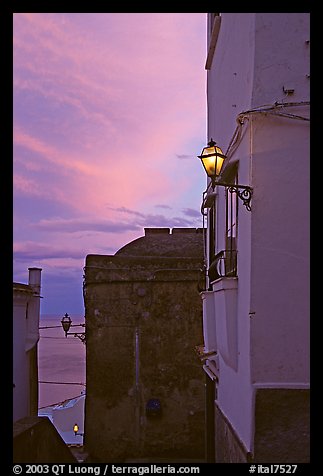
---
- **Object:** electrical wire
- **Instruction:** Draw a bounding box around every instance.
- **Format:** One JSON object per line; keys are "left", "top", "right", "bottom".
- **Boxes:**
{"left": 39, "top": 381, "right": 85, "bottom": 386}
{"left": 224, "top": 100, "right": 310, "bottom": 164}
{"left": 39, "top": 336, "right": 67, "bottom": 340}
{"left": 39, "top": 325, "right": 61, "bottom": 329}
{"left": 201, "top": 100, "right": 310, "bottom": 211}
{"left": 39, "top": 324, "right": 84, "bottom": 329}
{"left": 38, "top": 392, "right": 86, "bottom": 410}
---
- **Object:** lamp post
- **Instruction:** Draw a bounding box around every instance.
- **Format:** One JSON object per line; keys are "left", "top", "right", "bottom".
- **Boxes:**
{"left": 198, "top": 139, "right": 253, "bottom": 211}
{"left": 61, "top": 313, "right": 86, "bottom": 344}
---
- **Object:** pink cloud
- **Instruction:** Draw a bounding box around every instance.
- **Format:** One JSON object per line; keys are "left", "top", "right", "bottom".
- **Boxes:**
{"left": 14, "top": 129, "right": 101, "bottom": 176}
{"left": 14, "top": 174, "right": 43, "bottom": 197}
{"left": 14, "top": 124, "right": 188, "bottom": 216}
{"left": 13, "top": 241, "right": 84, "bottom": 260}
{"left": 14, "top": 13, "right": 206, "bottom": 144}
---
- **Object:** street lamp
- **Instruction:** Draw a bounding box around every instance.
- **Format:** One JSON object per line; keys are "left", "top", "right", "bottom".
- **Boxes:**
{"left": 198, "top": 138, "right": 253, "bottom": 211}
{"left": 198, "top": 139, "right": 226, "bottom": 184}
{"left": 61, "top": 313, "right": 86, "bottom": 344}
{"left": 73, "top": 423, "right": 84, "bottom": 437}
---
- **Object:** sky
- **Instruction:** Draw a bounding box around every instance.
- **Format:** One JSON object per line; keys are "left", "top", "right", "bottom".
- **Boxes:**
{"left": 13, "top": 13, "right": 208, "bottom": 316}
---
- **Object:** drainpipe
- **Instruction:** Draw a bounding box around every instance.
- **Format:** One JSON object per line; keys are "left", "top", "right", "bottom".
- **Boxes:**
{"left": 205, "top": 372, "right": 216, "bottom": 462}
{"left": 134, "top": 323, "right": 140, "bottom": 448}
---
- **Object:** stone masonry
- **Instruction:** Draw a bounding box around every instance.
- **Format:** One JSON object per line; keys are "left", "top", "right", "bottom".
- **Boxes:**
{"left": 84, "top": 228, "right": 205, "bottom": 462}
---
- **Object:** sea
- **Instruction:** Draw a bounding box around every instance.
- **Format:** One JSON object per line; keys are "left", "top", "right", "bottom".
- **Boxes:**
{"left": 38, "top": 314, "right": 86, "bottom": 409}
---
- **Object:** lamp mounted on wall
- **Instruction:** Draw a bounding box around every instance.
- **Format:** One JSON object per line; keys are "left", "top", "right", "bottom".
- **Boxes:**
{"left": 198, "top": 138, "right": 253, "bottom": 211}
{"left": 73, "top": 423, "right": 84, "bottom": 437}
{"left": 61, "top": 313, "right": 86, "bottom": 344}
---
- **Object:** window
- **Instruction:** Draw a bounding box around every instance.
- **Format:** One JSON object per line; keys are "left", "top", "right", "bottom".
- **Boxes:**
{"left": 208, "top": 198, "right": 217, "bottom": 269}
{"left": 207, "top": 163, "right": 239, "bottom": 282}
{"left": 225, "top": 174, "right": 238, "bottom": 276}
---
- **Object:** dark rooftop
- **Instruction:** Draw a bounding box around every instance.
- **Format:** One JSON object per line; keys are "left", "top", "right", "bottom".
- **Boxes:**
{"left": 115, "top": 228, "right": 204, "bottom": 258}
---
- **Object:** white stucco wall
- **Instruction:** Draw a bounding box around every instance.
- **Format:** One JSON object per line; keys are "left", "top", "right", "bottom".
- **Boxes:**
{"left": 252, "top": 13, "right": 310, "bottom": 107}
{"left": 207, "top": 13, "right": 255, "bottom": 147}
{"left": 249, "top": 13, "right": 310, "bottom": 384}
{"left": 204, "top": 12, "right": 310, "bottom": 452}
{"left": 13, "top": 268, "right": 42, "bottom": 422}
{"left": 213, "top": 128, "right": 254, "bottom": 450}
{"left": 206, "top": 12, "right": 256, "bottom": 452}
{"left": 52, "top": 394, "right": 85, "bottom": 433}
{"left": 13, "top": 289, "right": 32, "bottom": 421}
{"left": 250, "top": 111, "right": 310, "bottom": 384}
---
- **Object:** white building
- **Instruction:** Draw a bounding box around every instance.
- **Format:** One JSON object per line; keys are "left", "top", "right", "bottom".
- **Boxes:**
{"left": 13, "top": 268, "right": 42, "bottom": 422}
{"left": 199, "top": 13, "right": 310, "bottom": 462}
{"left": 39, "top": 392, "right": 85, "bottom": 445}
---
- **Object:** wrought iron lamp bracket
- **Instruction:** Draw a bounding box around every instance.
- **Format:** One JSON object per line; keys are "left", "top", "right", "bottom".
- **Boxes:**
{"left": 65, "top": 323, "right": 86, "bottom": 344}
{"left": 69, "top": 332, "right": 86, "bottom": 344}
{"left": 212, "top": 180, "right": 253, "bottom": 211}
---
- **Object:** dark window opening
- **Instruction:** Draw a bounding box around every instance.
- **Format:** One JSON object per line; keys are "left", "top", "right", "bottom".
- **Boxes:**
{"left": 225, "top": 174, "right": 238, "bottom": 276}
{"left": 208, "top": 170, "right": 238, "bottom": 282}
{"left": 208, "top": 199, "right": 216, "bottom": 269}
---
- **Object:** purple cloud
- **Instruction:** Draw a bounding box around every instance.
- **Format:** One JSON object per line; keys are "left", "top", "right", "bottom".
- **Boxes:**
{"left": 13, "top": 13, "right": 207, "bottom": 314}
{"left": 182, "top": 208, "right": 201, "bottom": 218}
{"left": 34, "top": 217, "right": 141, "bottom": 234}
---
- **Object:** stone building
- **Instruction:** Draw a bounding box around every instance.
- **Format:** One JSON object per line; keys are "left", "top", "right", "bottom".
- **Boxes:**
{"left": 83, "top": 228, "right": 205, "bottom": 462}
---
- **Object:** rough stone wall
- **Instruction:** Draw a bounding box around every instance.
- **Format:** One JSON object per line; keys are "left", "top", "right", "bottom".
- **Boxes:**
{"left": 214, "top": 388, "right": 310, "bottom": 463}
{"left": 84, "top": 251, "right": 205, "bottom": 462}
{"left": 214, "top": 404, "right": 251, "bottom": 463}
{"left": 13, "top": 416, "right": 76, "bottom": 463}
{"left": 253, "top": 388, "right": 310, "bottom": 463}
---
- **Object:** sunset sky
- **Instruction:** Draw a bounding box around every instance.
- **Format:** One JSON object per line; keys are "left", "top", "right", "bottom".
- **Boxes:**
{"left": 13, "top": 13, "right": 208, "bottom": 316}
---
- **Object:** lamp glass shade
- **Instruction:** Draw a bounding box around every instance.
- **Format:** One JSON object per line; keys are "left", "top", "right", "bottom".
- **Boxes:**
{"left": 200, "top": 144, "right": 225, "bottom": 179}
{"left": 73, "top": 423, "right": 79, "bottom": 434}
{"left": 61, "top": 313, "right": 72, "bottom": 333}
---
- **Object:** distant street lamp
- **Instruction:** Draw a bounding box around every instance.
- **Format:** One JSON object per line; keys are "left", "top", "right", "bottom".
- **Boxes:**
{"left": 61, "top": 313, "right": 86, "bottom": 344}
{"left": 73, "top": 423, "right": 84, "bottom": 437}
